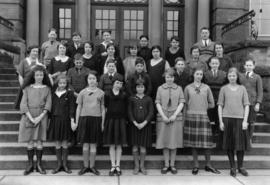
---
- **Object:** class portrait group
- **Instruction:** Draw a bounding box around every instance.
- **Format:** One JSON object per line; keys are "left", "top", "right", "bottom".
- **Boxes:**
{"left": 15, "top": 27, "right": 263, "bottom": 177}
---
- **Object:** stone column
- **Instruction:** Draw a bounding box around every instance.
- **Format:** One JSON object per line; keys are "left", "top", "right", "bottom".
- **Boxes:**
{"left": 197, "top": 0, "right": 210, "bottom": 40}
{"left": 184, "top": 0, "right": 198, "bottom": 58}
{"left": 77, "top": 0, "right": 89, "bottom": 41}
{"left": 40, "top": 0, "right": 53, "bottom": 43}
{"left": 26, "top": 0, "right": 40, "bottom": 47}
{"left": 148, "top": 0, "right": 162, "bottom": 46}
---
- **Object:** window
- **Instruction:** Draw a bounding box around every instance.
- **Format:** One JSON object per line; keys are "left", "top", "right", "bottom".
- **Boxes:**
{"left": 95, "top": 9, "right": 117, "bottom": 40}
{"left": 250, "top": 0, "right": 270, "bottom": 36}
{"left": 123, "top": 10, "right": 144, "bottom": 40}
{"left": 58, "top": 8, "right": 72, "bottom": 39}
{"left": 166, "top": 10, "right": 179, "bottom": 40}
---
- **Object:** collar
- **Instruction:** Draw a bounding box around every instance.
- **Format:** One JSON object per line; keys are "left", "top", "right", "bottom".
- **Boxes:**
{"left": 107, "top": 72, "right": 116, "bottom": 76}
{"left": 162, "top": 83, "right": 178, "bottom": 89}
{"left": 246, "top": 71, "right": 253, "bottom": 77}
{"left": 102, "top": 41, "right": 113, "bottom": 47}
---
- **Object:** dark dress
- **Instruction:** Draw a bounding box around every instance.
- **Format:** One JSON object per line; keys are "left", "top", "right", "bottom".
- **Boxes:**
{"left": 174, "top": 69, "right": 192, "bottom": 90}
{"left": 48, "top": 57, "right": 74, "bottom": 75}
{"left": 165, "top": 47, "right": 186, "bottom": 67}
{"left": 48, "top": 90, "right": 75, "bottom": 141}
{"left": 217, "top": 55, "right": 233, "bottom": 73}
{"left": 66, "top": 42, "right": 84, "bottom": 59}
{"left": 126, "top": 71, "right": 152, "bottom": 96}
{"left": 83, "top": 55, "right": 99, "bottom": 73}
{"left": 128, "top": 95, "right": 154, "bottom": 147}
{"left": 147, "top": 59, "right": 166, "bottom": 100}
{"left": 103, "top": 90, "right": 127, "bottom": 145}
{"left": 95, "top": 42, "right": 120, "bottom": 58}
{"left": 98, "top": 56, "right": 124, "bottom": 76}
{"left": 138, "top": 46, "right": 152, "bottom": 64}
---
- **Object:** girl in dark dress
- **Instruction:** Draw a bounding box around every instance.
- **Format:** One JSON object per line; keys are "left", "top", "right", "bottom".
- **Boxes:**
{"left": 137, "top": 35, "right": 152, "bottom": 65}
{"left": 75, "top": 72, "right": 105, "bottom": 176}
{"left": 83, "top": 41, "right": 98, "bottom": 73}
{"left": 48, "top": 75, "right": 75, "bottom": 174}
{"left": 128, "top": 79, "right": 154, "bottom": 175}
{"left": 147, "top": 45, "right": 170, "bottom": 101}
{"left": 48, "top": 43, "right": 74, "bottom": 85}
{"left": 214, "top": 42, "right": 233, "bottom": 73}
{"left": 165, "top": 36, "right": 185, "bottom": 67}
{"left": 103, "top": 75, "right": 127, "bottom": 176}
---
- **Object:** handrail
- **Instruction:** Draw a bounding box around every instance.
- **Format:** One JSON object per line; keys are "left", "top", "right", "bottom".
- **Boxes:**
{"left": 0, "top": 16, "right": 14, "bottom": 30}
{"left": 222, "top": 10, "right": 255, "bottom": 36}
{"left": 0, "top": 40, "right": 20, "bottom": 55}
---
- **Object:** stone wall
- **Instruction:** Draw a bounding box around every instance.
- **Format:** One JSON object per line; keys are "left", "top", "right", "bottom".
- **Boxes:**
{"left": 226, "top": 40, "right": 270, "bottom": 122}
{"left": 211, "top": 0, "right": 249, "bottom": 42}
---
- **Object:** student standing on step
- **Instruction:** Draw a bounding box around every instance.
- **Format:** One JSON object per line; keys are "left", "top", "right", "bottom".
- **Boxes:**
{"left": 103, "top": 75, "right": 127, "bottom": 176}
{"left": 47, "top": 43, "right": 74, "bottom": 85}
{"left": 183, "top": 67, "right": 220, "bottom": 175}
{"left": 75, "top": 71, "right": 105, "bottom": 176}
{"left": 48, "top": 74, "right": 75, "bottom": 174}
{"left": 239, "top": 59, "right": 263, "bottom": 139}
{"left": 165, "top": 36, "right": 185, "bottom": 68}
{"left": 82, "top": 41, "right": 99, "bottom": 73}
{"left": 137, "top": 35, "right": 152, "bottom": 64}
{"left": 173, "top": 57, "right": 192, "bottom": 90}
{"left": 15, "top": 45, "right": 44, "bottom": 110}
{"left": 18, "top": 65, "right": 52, "bottom": 175}
{"left": 204, "top": 57, "right": 226, "bottom": 144}
{"left": 218, "top": 67, "right": 250, "bottom": 177}
{"left": 128, "top": 79, "right": 154, "bottom": 175}
{"left": 156, "top": 68, "right": 185, "bottom": 175}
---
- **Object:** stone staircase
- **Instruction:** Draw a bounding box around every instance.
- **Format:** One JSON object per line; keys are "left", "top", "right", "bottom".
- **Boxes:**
{"left": 0, "top": 60, "right": 270, "bottom": 170}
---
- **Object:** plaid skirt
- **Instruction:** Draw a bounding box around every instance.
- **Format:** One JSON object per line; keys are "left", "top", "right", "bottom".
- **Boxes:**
{"left": 183, "top": 113, "right": 215, "bottom": 148}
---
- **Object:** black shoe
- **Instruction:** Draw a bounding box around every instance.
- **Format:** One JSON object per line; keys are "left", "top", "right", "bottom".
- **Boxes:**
{"left": 24, "top": 165, "right": 34, "bottom": 176}
{"left": 230, "top": 168, "right": 236, "bottom": 177}
{"left": 89, "top": 167, "right": 100, "bottom": 176}
{"left": 52, "top": 166, "right": 62, "bottom": 174}
{"left": 170, "top": 166, "right": 178, "bottom": 174}
{"left": 238, "top": 168, "right": 249, "bottom": 176}
{"left": 109, "top": 167, "right": 116, "bottom": 176}
{"left": 62, "top": 165, "right": 72, "bottom": 174}
{"left": 161, "top": 166, "right": 170, "bottom": 174}
{"left": 115, "top": 166, "right": 122, "bottom": 176}
{"left": 205, "top": 166, "right": 221, "bottom": 174}
{"left": 192, "top": 167, "right": 199, "bottom": 175}
{"left": 78, "top": 167, "right": 89, "bottom": 175}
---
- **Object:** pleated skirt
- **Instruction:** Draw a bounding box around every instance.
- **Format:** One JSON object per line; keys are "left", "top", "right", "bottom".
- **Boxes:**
{"left": 47, "top": 116, "right": 73, "bottom": 142}
{"left": 129, "top": 121, "right": 152, "bottom": 147}
{"left": 77, "top": 116, "right": 102, "bottom": 144}
{"left": 222, "top": 117, "right": 250, "bottom": 151}
{"left": 183, "top": 113, "right": 215, "bottom": 148}
{"left": 103, "top": 117, "right": 127, "bottom": 145}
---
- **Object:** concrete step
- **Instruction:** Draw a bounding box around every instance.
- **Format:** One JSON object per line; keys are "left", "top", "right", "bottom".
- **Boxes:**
{"left": 0, "top": 68, "right": 16, "bottom": 74}
{"left": 254, "top": 122, "right": 270, "bottom": 132}
{"left": 0, "top": 143, "right": 269, "bottom": 156}
{"left": 0, "top": 80, "right": 19, "bottom": 87}
{"left": 0, "top": 74, "right": 18, "bottom": 80}
{"left": 0, "top": 111, "right": 21, "bottom": 121}
{"left": 0, "top": 121, "right": 18, "bottom": 131}
{"left": 0, "top": 102, "right": 16, "bottom": 111}
{"left": 0, "top": 87, "right": 19, "bottom": 94}
{"left": 1, "top": 155, "right": 270, "bottom": 170}
{"left": 253, "top": 133, "right": 270, "bottom": 144}
{"left": 0, "top": 94, "right": 17, "bottom": 102}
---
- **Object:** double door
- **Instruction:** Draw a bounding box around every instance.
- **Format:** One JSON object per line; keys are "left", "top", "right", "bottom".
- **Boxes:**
{"left": 91, "top": 6, "right": 148, "bottom": 59}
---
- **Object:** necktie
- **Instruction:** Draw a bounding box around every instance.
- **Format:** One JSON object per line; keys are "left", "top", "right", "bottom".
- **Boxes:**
{"left": 109, "top": 75, "right": 113, "bottom": 80}
{"left": 204, "top": 40, "right": 207, "bottom": 47}
{"left": 246, "top": 72, "right": 250, "bottom": 79}
{"left": 167, "top": 87, "right": 172, "bottom": 108}
{"left": 213, "top": 70, "right": 217, "bottom": 77}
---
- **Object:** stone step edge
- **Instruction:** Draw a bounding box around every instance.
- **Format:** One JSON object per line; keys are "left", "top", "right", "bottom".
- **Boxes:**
{"left": 0, "top": 111, "right": 20, "bottom": 114}
{"left": 0, "top": 94, "right": 17, "bottom": 96}
{"left": 1, "top": 155, "right": 270, "bottom": 161}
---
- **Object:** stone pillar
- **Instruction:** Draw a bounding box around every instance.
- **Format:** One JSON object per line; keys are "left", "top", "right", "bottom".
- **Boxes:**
{"left": 77, "top": 0, "right": 89, "bottom": 41}
{"left": 184, "top": 0, "right": 198, "bottom": 58}
{"left": 40, "top": 0, "right": 53, "bottom": 43}
{"left": 26, "top": 0, "right": 40, "bottom": 47}
{"left": 148, "top": 0, "right": 162, "bottom": 46}
{"left": 197, "top": 0, "right": 210, "bottom": 40}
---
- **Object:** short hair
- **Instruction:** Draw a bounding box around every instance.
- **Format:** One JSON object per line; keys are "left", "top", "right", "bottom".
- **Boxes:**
{"left": 209, "top": 56, "right": 220, "bottom": 64}
{"left": 139, "top": 35, "right": 149, "bottom": 40}
{"left": 48, "top": 28, "right": 57, "bottom": 33}
{"left": 127, "top": 44, "right": 138, "bottom": 54}
{"left": 174, "top": 57, "right": 185, "bottom": 65}
{"left": 200, "top": 27, "right": 210, "bottom": 32}
{"left": 135, "top": 78, "right": 145, "bottom": 86}
{"left": 170, "top": 36, "right": 180, "bottom": 42}
{"left": 74, "top": 53, "right": 83, "bottom": 60}
{"left": 190, "top": 45, "right": 200, "bottom": 55}
{"left": 57, "top": 43, "right": 66, "bottom": 50}
{"left": 85, "top": 70, "right": 98, "bottom": 84}
{"left": 102, "top": 30, "right": 112, "bottom": 35}
{"left": 164, "top": 68, "right": 175, "bottom": 77}
{"left": 225, "top": 67, "right": 241, "bottom": 85}
{"left": 55, "top": 74, "right": 69, "bottom": 89}
{"left": 151, "top": 45, "right": 162, "bottom": 53}
{"left": 106, "top": 43, "right": 116, "bottom": 50}
{"left": 214, "top": 42, "right": 224, "bottom": 55}
{"left": 84, "top": 41, "right": 94, "bottom": 51}
{"left": 72, "top": 32, "right": 81, "bottom": 38}
{"left": 106, "top": 58, "right": 116, "bottom": 66}
{"left": 112, "top": 74, "right": 124, "bottom": 84}
{"left": 27, "top": 45, "right": 40, "bottom": 55}
{"left": 135, "top": 57, "right": 145, "bottom": 66}
{"left": 245, "top": 58, "right": 256, "bottom": 65}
